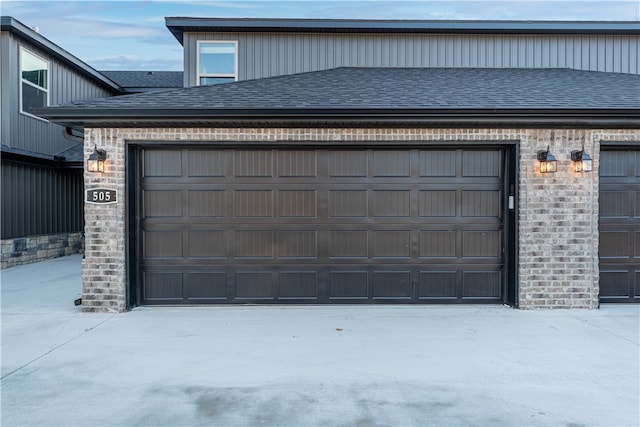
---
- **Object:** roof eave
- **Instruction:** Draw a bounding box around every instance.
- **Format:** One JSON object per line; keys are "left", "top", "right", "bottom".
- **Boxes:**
{"left": 1, "top": 16, "right": 123, "bottom": 93}
{"left": 36, "top": 108, "right": 640, "bottom": 129}
{"left": 165, "top": 17, "right": 640, "bottom": 44}
{"left": 0, "top": 144, "right": 83, "bottom": 168}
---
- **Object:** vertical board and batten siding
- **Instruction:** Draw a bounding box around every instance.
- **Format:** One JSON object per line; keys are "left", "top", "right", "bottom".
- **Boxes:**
{"left": 1, "top": 32, "right": 116, "bottom": 155}
{"left": 1, "top": 31, "right": 14, "bottom": 150}
{"left": 183, "top": 32, "right": 640, "bottom": 86}
{"left": 1, "top": 162, "right": 84, "bottom": 238}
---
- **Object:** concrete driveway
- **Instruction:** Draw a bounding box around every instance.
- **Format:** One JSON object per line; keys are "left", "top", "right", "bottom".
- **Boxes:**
{"left": 1, "top": 255, "right": 639, "bottom": 427}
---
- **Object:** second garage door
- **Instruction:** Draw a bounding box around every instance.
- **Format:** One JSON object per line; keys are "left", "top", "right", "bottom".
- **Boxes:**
{"left": 599, "top": 148, "right": 640, "bottom": 303}
{"left": 138, "top": 147, "right": 507, "bottom": 304}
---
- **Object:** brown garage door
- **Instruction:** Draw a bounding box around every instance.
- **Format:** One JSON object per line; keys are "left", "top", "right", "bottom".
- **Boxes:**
{"left": 599, "top": 148, "right": 640, "bottom": 303}
{"left": 138, "top": 147, "right": 506, "bottom": 304}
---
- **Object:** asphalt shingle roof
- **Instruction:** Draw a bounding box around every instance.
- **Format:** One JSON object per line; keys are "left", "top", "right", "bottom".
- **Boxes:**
{"left": 54, "top": 143, "right": 84, "bottom": 163}
{"left": 63, "top": 67, "right": 639, "bottom": 111}
{"left": 1, "top": 143, "right": 83, "bottom": 165}
{"left": 100, "top": 71, "right": 183, "bottom": 89}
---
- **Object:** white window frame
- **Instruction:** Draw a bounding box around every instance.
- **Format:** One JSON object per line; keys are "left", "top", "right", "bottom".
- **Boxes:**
{"left": 19, "top": 47, "right": 50, "bottom": 120}
{"left": 196, "top": 40, "right": 238, "bottom": 86}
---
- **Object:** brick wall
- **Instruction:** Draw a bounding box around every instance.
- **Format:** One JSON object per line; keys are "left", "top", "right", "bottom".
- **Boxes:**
{"left": 518, "top": 130, "right": 599, "bottom": 309}
{"left": 83, "top": 127, "right": 640, "bottom": 312}
{"left": 1, "top": 232, "right": 83, "bottom": 269}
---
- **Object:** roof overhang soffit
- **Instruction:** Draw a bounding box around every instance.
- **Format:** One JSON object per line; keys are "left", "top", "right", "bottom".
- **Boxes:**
{"left": 36, "top": 108, "right": 640, "bottom": 129}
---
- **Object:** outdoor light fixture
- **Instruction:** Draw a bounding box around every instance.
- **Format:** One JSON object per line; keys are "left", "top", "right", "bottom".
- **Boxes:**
{"left": 87, "top": 145, "right": 107, "bottom": 173}
{"left": 571, "top": 145, "right": 592, "bottom": 172}
{"left": 536, "top": 146, "right": 557, "bottom": 173}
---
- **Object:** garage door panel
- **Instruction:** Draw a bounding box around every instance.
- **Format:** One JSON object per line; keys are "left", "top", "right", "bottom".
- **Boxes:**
{"left": 235, "top": 271, "right": 275, "bottom": 299}
{"left": 600, "top": 191, "right": 629, "bottom": 217}
{"left": 144, "top": 231, "right": 182, "bottom": 258}
{"left": 235, "top": 150, "right": 274, "bottom": 177}
{"left": 235, "top": 231, "right": 274, "bottom": 258}
{"left": 278, "top": 151, "right": 317, "bottom": 177}
{"left": 462, "top": 190, "right": 501, "bottom": 218}
{"left": 188, "top": 150, "right": 227, "bottom": 177}
{"left": 144, "top": 271, "right": 183, "bottom": 300}
{"left": 329, "top": 271, "right": 369, "bottom": 299}
{"left": 185, "top": 271, "right": 228, "bottom": 300}
{"left": 420, "top": 231, "right": 457, "bottom": 258}
{"left": 373, "top": 271, "right": 412, "bottom": 299}
{"left": 278, "top": 190, "right": 317, "bottom": 217}
{"left": 462, "top": 270, "right": 502, "bottom": 299}
{"left": 234, "top": 190, "right": 274, "bottom": 217}
{"left": 420, "top": 150, "right": 457, "bottom": 177}
{"left": 144, "top": 150, "right": 182, "bottom": 177}
{"left": 329, "top": 230, "right": 368, "bottom": 258}
{"left": 600, "top": 151, "right": 629, "bottom": 176}
{"left": 278, "top": 271, "right": 318, "bottom": 299}
{"left": 278, "top": 231, "right": 317, "bottom": 259}
{"left": 600, "top": 231, "right": 629, "bottom": 258}
{"left": 187, "top": 230, "right": 226, "bottom": 258}
{"left": 372, "top": 151, "right": 411, "bottom": 177}
{"left": 462, "top": 230, "right": 502, "bottom": 258}
{"left": 144, "top": 190, "right": 182, "bottom": 217}
{"left": 599, "top": 271, "right": 630, "bottom": 297}
{"left": 419, "top": 191, "right": 456, "bottom": 217}
{"left": 373, "top": 190, "right": 411, "bottom": 217}
{"left": 372, "top": 230, "right": 411, "bottom": 258}
{"left": 329, "top": 151, "right": 368, "bottom": 177}
{"left": 140, "top": 147, "right": 506, "bottom": 305}
{"left": 419, "top": 271, "right": 457, "bottom": 299}
{"left": 329, "top": 190, "right": 368, "bottom": 217}
{"left": 188, "top": 190, "right": 226, "bottom": 217}
{"left": 462, "top": 151, "right": 502, "bottom": 177}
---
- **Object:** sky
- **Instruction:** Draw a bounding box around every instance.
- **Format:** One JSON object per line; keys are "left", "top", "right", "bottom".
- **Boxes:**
{"left": 1, "top": 0, "right": 639, "bottom": 71}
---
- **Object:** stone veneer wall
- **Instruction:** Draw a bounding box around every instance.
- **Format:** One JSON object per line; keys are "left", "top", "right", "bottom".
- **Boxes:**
{"left": 82, "top": 127, "right": 640, "bottom": 312}
{"left": 1, "top": 232, "right": 84, "bottom": 269}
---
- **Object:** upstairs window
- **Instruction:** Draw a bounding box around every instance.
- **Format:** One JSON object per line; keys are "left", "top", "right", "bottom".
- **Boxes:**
{"left": 197, "top": 41, "right": 237, "bottom": 86}
{"left": 20, "top": 48, "right": 49, "bottom": 115}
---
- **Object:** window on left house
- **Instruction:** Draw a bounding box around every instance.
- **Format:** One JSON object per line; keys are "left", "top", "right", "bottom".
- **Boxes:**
{"left": 20, "top": 48, "right": 49, "bottom": 115}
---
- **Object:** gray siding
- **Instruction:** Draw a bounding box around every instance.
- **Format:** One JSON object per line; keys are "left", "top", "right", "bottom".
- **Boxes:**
{"left": 1, "top": 31, "right": 116, "bottom": 155}
{"left": 1, "top": 31, "right": 12, "bottom": 151}
{"left": 1, "top": 160, "right": 84, "bottom": 239}
{"left": 184, "top": 32, "right": 640, "bottom": 86}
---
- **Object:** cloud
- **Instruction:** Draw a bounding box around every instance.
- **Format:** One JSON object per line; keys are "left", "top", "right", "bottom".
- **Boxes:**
{"left": 156, "top": 0, "right": 263, "bottom": 9}
{"left": 32, "top": 16, "right": 167, "bottom": 40}
{"left": 88, "top": 55, "right": 183, "bottom": 71}
{"left": 300, "top": 1, "right": 639, "bottom": 21}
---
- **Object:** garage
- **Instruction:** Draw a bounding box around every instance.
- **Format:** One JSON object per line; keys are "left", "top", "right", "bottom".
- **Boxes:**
{"left": 599, "top": 147, "right": 640, "bottom": 303}
{"left": 135, "top": 146, "right": 510, "bottom": 305}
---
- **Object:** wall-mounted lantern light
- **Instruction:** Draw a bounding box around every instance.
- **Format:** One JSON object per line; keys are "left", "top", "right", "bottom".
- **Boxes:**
{"left": 87, "top": 145, "right": 107, "bottom": 173}
{"left": 536, "top": 146, "right": 557, "bottom": 173}
{"left": 571, "top": 145, "right": 592, "bottom": 172}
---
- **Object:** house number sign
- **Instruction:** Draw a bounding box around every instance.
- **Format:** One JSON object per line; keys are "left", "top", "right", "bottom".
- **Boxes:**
{"left": 86, "top": 188, "right": 117, "bottom": 204}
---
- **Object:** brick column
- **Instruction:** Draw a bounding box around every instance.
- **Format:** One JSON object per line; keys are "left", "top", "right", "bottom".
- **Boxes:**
{"left": 517, "top": 130, "right": 599, "bottom": 308}
{"left": 82, "top": 128, "right": 127, "bottom": 312}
